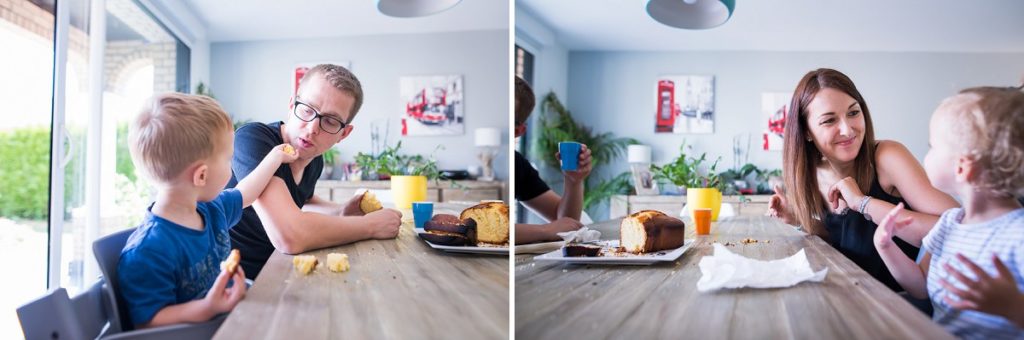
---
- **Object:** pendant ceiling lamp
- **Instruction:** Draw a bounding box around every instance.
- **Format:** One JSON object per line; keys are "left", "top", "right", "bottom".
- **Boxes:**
{"left": 647, "top": 0, "right": 736, "bottom": 30}
{"left": 378, "top": 0, "right": 463, "bottom": 18}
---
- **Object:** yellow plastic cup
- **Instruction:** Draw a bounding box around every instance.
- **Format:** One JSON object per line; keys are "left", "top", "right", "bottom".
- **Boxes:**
{"left": 391, "top": 175, "right": 427, "bottom": 209}
{"left": 687, "top": 188, "right": 723, "bottom": 221}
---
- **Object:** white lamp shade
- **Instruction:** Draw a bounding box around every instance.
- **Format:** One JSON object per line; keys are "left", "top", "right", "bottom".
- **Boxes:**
{"left": 646, "top": 0, "right": 735, "bottom": 30}
{"left": 475, "top": 128, "right": 502, "bottom": 147}
{"left": 627, "top": 145, "right": 652, "bottom": 164}
{"left": 378, "top": 0, "right": 462, "bottom": 18}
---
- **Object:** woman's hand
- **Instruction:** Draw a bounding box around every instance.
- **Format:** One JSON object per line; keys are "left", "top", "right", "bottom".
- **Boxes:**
{"left": 766, "top": 185, "right": 797, "bottom": 225}
{"left": 828, "top": 177, "right": 866, "bottom": 213}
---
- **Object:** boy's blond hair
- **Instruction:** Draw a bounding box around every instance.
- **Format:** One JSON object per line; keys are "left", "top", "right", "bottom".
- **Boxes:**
{"left": 938, "top": 86, "right": 1024, "bottom": 197}
{"left": 129, "top": 93, "right": 233, "bottom": 183}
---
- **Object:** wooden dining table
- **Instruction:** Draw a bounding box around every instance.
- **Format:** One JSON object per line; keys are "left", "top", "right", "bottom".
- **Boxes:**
{"left": 213, "top": 203, "right": 509, "bottom": 340}
{"left": 515, "top": 215, "right": 953, "bottom": 339}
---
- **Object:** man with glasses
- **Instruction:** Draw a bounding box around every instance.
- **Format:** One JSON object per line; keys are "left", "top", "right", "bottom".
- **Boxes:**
{"left": 227, "top": 64, "right": 402, "bottom": 279}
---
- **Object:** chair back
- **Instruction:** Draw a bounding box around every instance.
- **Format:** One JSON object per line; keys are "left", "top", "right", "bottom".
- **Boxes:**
{"left": 17, "top": 288, "right": 87, "bottom": 340}
{"left": 92, "top": 228, "right": 136, "bottom": 332}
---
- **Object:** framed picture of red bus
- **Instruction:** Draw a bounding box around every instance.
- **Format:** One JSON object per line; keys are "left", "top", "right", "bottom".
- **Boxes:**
{"left": 761, "top": 92, "right": 790, "bottom": 151}
{"left": 400, "top": 75, "right": 465, "bottom": 136}
{"left": 294, "top": 61, "right": 351, "bottom": 98}
{"left": 655, "top": 75, "right": 715, "bottom": 134}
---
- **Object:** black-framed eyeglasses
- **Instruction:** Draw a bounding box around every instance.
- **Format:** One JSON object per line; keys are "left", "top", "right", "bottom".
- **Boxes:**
{"left": 294, "top": 100, "right": 347, "bottom": 134}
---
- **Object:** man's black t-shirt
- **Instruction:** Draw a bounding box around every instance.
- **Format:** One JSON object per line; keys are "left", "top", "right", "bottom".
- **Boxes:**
{"left": 515, "top": 151, "right": 550, "bottom": 202}
{"left": 227, "top": 121, "right": 323, "bottom": 279}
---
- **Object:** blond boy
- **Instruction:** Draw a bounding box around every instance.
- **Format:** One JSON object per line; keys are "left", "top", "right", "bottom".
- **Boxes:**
{"left": 118, "top": 93, "right": 297, "bottom": 328}
{"left": 874, "top": 86, "right": 1024, "bottom": 337}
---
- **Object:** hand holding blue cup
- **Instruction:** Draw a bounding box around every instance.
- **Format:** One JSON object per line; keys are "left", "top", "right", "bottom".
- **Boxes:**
{"left": 412, "top": 202, "right": 434, "bottom": 229}
{"left": 558, "top": 141, "right": 582, "bottom": 171}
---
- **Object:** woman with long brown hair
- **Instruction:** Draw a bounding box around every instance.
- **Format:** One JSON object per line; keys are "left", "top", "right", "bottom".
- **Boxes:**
{"left": 766, "top": 68, "right": 958, "bottom": 291}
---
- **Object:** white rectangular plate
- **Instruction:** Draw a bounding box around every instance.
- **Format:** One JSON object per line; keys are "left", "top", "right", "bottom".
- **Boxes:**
{"left": 534, "top": 239, "right": 694, "bottom": 265}
{"left": 415, "top": 228, "right": 509, "bottom": 255}
{"left": 514, "top": 241, "right": 564, "bottom": 255}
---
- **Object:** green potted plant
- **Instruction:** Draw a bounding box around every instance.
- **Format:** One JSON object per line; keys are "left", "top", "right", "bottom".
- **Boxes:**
{"left": 533, "top": 92, "right": 638, "bottom": 217}
{"left": 320, "top": 147, "right": 339, "bottom": 179}
{"left": 354, "top": 141, "right": 442, "bottom": 209}
{"left": 650, "top": 143, "right": 724, "bottom": 221}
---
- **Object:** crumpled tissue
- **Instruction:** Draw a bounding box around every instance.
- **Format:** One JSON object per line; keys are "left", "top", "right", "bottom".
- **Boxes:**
{"left": 697, "top": 243, "right": 828, "bottom": 292}
{"left": 556, "top": 226, "right": 602, "bottom": 246}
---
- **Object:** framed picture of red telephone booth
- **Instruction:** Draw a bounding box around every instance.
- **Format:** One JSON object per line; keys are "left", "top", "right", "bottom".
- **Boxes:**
{"left": 293, "top": 61, "right": 352, "bottom": 98}
{"left": 655, "top": 75, "right": 715, "bottom": 134}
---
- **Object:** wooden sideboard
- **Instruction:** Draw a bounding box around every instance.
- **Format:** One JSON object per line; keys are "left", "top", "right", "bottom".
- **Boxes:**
{"left": 314, "top": 180, "right": 506, "bottom": 204}
{"left": 608, "top": 194, "right": 772, "bottom": 219}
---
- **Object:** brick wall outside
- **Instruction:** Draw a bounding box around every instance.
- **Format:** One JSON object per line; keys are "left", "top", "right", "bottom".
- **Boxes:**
{"left": 3, "top": 0, "right": 178, "bottom": 93}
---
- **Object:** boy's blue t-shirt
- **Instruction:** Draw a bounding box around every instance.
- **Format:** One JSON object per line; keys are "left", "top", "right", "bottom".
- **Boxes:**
{"left": 118, "top": 189, "right": 243, "bottom": 327}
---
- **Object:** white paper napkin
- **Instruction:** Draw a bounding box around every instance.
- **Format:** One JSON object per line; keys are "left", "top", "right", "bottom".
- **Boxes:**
{"left": 556, "top": 226, "right": 602, "bottom": 246}
{"left": 697, "top": 243, "right": 828, "bottom": 292}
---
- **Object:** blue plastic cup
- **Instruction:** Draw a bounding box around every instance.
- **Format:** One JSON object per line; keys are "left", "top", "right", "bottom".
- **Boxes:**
{"left": 412, "top": 202, "right": 434, "bottom": 229}
{"left": 559, "top": 142, "right": 582, "bottom": 171}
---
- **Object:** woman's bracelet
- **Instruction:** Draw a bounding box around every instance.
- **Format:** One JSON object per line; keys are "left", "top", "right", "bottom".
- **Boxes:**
{"left": 858, "top": 195, "right": 872, "bottom": 221}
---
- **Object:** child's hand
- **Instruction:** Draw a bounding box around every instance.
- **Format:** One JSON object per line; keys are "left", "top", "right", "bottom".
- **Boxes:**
{"left": 203, "top": 266, "right": 247, "bottom": 315}
{"left": 939, "top": 253, "right": 1024, "bottom": 323}
{"left": 271, "top": 144, "right": 300, "bottom": 164}
{"left": 872, "top": 203, "right": 913, "bottom": 250}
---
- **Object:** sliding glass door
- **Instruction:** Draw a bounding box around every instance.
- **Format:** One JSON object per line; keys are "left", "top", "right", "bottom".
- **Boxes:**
{"left": 0, "top": 0, "right": 188, "bottom": 336}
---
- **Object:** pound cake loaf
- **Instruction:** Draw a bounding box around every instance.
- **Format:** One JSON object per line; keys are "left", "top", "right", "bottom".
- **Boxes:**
{"left": 620, "top": 210, "right": 685, "bottom": 253}
{"left": 460, "top": 201, "right": 509, "bottom": 245}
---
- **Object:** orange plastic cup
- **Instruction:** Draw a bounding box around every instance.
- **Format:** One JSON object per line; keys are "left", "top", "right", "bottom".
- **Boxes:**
{"left": 693, "top": 208, "right": 712, "bottom": 235}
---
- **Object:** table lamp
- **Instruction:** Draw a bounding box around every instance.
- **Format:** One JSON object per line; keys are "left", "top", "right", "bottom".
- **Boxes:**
{"left": 475, "top": 128, "right": 501, "bottom": 181}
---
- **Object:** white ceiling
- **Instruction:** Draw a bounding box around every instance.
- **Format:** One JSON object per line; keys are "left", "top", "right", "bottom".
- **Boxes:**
{"left": 517, "top": 0, "right": 1024, "bottom": 52}
{"left": 184, "top": 0, "right": 509, "bottom": 42}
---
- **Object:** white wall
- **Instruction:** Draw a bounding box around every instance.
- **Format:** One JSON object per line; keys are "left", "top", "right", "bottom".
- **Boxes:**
{"left": 514, "top": 7, "right": 568, "bottom": 108}
{"left": 210, "top": 29, "right": 510, "bottom": 179}
{"left": 564, "top": 50, "right": 1024, "bottom": 218}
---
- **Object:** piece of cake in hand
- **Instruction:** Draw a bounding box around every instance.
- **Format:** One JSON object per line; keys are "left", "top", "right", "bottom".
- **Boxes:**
{"left": 327, "top": 253, "right": 350, "bottom": 272}
{"left": 359, "top": 191, "right": 383, "bottom": 214}
{"left": 292, "top": 255, "right": 318, "bottom": 275}
{"left": 620, "top": 210, "right": 685, "bottom": 253}
{"left": 460, "top": 201, "right": 509, "bottom": 245}
{"left": 220, "top": 249, "right": 241, "bottom": 275}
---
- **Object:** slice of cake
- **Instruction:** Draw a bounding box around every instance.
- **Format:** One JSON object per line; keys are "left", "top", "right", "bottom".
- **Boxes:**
{"left": 460, "top": 202, "right": 509, "bottom": 245}
{"left": 562, "top": 243, "right": 602, "bottom": 257}
{"left": 327, "top": 253, "right": 350, "bottom": 272}
{"left": 360, "top": 191, "right": 383, "bottom": 214}
{"left": 620, "top": 210, "right": 685, "bottom": 253}
{"left": 292, "top": 255, "right": 318, "bottom": 275}
{"left": 421, "top": 214, "right": 478, "bottom": 246}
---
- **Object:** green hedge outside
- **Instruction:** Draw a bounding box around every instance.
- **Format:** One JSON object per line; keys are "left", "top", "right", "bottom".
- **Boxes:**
{"left": 0, "top": 127, "right": 52, "bottom": 219}
{"left": 0, "top": 124, "right": 136, "bottom": 220}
